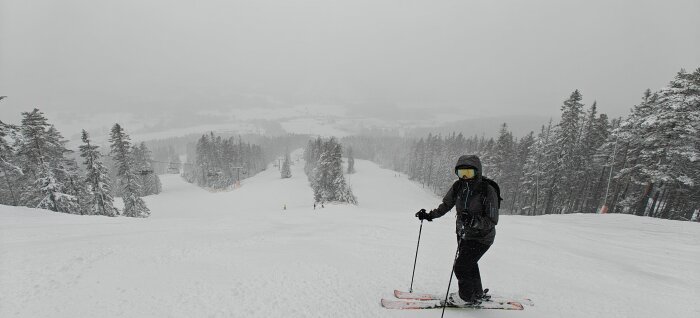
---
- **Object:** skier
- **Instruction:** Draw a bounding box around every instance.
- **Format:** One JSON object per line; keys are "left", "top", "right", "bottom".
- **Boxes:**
{"left": 415, "top": 155, "right": 499, "bottom": 305}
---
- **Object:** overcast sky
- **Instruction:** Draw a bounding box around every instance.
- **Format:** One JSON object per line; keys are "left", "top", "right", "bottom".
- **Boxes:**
{"left": 1, "top": 0, "right": 699, "bottom": 134}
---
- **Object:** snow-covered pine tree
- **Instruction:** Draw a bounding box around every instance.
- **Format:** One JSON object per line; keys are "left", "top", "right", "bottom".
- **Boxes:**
{"left": 561, "top": 102, "right": 609, "bottom": 213}
{"left": 595, "top": 117, "right": 628, "bottom": 212}
{"left": 638, "top": 69, "right": 700, "bottom": 220}
{"left": 600, "top": 70, "right": 700, "bottom": 219}
{"left": 194, "top": 134, "right": 211, "bottom": 186}
{"left": 314, "top": 138, "right": 334, "bottom": 203}
{"left": 304, "top": 137, "right": 323, "bottom": 181}
{"left": 17, "top": 109, "right": 80, "bottom": 213}
{"left": 346, "top": 146, "right": 355, "bottom": 174}
{"left": 109, "top": 123, "right": 149, "bottom": 218}
{"left": 281, "top": 150, "right": 292, "bottom": 179}
{"left": 586, "top": 112, "right": 611, "bottom": 211}
{"left": 311, "top": 138, "right": 356, "bottom": 204}
{"left": 541, "top": 90, "right": 585, "bottom": 214}
{"left": 327, "top": 138, "right": 356, "bottom": 203}
{"left": 571, "top": 102, "right": 610, "bottom": 213}
{"left": 44, "top": 125, "right": 85, "bottom": 213}
{"left": 508, "top": 131, "right": 534, "bottom": 212}
{"left": 62, "top": 156, "right": 89, "bottom": 215}
{"left": 79, "top": 130, "right": 118, "bottom": 216}
{"left": 0, "top": 120, "right": 22, "bottom": 206}
{"left": 521, "top": 120, "right": 555, "bottom": 215}
{"left": 488, "top": 123, "right": 515, "bottom": 206}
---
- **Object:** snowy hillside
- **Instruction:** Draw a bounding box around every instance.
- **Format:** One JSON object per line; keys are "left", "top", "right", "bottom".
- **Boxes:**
{"left": 1, "top": 155, "right": 698, "bottom": 318}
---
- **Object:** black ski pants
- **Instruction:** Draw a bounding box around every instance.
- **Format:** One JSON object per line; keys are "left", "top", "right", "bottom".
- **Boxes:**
{"left": 454, "top": 238, "right": 491, "bottom": 301}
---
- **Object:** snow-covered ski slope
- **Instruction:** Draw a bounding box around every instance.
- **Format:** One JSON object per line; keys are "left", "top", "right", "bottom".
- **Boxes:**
{"left": 1, "top": 154, "right": 698, "bottom": 318}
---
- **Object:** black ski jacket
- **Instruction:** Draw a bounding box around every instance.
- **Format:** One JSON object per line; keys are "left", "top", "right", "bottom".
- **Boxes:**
{"left": 428, "top": 155, "right": 499, "bottom": 245}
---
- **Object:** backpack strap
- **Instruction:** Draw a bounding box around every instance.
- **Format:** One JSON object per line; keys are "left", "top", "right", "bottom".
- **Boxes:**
{"left": 481, "top": 177, "right": 503, "bottom": 209}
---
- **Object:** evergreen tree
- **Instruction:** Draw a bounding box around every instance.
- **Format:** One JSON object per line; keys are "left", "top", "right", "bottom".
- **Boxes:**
{"left": 310, "top": 138, "right": 356, "bottom": 204}
{"left": 603, "top": 91, "right": 657, "bottom": 215}
{"left": 109, "top": 123, "right": 149, "bottom": 218}
{"left": 79, "top": 130, "right": 118, "bottom": 216}
{"left": 639, "top": 69, "right": 700, "bottom": 219}
{"left": 281, "top": 150, "right": 292, "bottom": 179}
{"left": 566, "top": 102, "right": 610, "bottom": 213}
{"left": 509, "top": 131, "right": 534, "bottom": 212}
{"left": 519, "top": 120, "right": 554, "bottom": 215}
{"left": 488, "top": 123, "right": 516, "bottom": 207}
{"left": 541, "top": 90, "right": 585, "bottom": 214}
{"left": 17, "top": 109, "right": 80, "bottom": 213}
{"left": 0, "top": 120, "right": 22, "bottom": 206}
{"left": 62, "top": 157, "right": 88, "bottom": 215}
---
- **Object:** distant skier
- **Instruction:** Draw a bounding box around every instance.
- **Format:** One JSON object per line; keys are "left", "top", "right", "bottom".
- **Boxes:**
{"left": 415, "top": 155, "right": 500, "bottom": 305}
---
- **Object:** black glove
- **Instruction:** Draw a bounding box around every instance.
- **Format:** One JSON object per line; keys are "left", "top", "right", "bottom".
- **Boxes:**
{"left": 415, "top": 209, "right": 433, "bottom": 221}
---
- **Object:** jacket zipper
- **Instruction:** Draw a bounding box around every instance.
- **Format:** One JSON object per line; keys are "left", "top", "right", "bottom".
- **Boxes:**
{"left": 463, "top": 183, "right": 470, "bottom": 212}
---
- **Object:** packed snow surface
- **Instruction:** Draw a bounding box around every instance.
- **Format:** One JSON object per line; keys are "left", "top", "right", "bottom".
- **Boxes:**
{"left": 1, "top": 155, "right": 698, "bottom": 318}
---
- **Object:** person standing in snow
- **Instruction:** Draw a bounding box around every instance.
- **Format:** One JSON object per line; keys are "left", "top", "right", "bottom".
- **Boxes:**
{"left": 415, "top": 155, "right": 500, "bottom": 305}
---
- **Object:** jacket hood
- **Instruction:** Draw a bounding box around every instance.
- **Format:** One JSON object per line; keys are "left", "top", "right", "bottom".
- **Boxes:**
{"left": 454, "top": 155, "right": 482, "bottom": 178}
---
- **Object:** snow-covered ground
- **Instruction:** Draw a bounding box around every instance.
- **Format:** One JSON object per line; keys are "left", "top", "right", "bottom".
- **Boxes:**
{"left": 1, "top": 154, "right": 698, "bottom": 318}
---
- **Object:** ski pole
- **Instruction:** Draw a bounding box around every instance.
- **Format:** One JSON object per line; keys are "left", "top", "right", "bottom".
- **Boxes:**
{"left": 409, "top": 219, "right": 423, "bottom": 293}
{"left": 440, "top": 236, "right": 462, "bottom": 318}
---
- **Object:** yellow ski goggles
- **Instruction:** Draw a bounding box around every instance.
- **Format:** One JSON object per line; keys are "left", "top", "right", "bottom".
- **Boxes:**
{"left": 456, "top": 167, "right": 477, "bottom": 179}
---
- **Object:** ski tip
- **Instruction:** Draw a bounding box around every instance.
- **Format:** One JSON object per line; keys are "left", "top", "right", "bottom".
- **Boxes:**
{"left": 381, "top": 298, "right": 401, "bottom": 309}
{"left": 393, "top": 289, "right": 401, "bottom": 297}
{"left": 505, "top": 301, "right": 525, "bottom": 310}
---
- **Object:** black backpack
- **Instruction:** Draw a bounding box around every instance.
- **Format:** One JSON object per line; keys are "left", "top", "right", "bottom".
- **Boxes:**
{"left": 481, "top": 177, "right": 503, "bottom": 209}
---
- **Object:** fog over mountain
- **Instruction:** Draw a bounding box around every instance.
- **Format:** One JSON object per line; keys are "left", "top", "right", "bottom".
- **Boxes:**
{"left": 1, "top": 0, "right": 699, "bottom": 140}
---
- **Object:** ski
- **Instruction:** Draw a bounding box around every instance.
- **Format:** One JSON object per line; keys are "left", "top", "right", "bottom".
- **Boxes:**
{"left": 380, "top": 298, "right": 524, "bottom": 310}
{"left": 394, "top": 289, "right": 535, "bottom": 306}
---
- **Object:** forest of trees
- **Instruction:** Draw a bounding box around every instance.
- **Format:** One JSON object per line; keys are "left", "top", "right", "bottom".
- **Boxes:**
{"left": 182, "top": 132, "right": 266, "bottom": 189}
{"left": 343, "top": 68, "right": 700, "bottom": 222}
{"left": 2, "top": 69, "right": 697, "bottom": 221}
{"left": 0, "top": 109, "right": 158, "bottom": 217}
{"left": 304, "top": 137, "right": 357, "bottom": 204}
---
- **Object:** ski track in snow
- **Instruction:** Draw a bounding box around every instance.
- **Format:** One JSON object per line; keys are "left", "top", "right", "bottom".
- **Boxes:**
{"left": 1, "top": 149, "right": 699, "bottom": 317}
